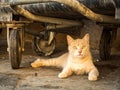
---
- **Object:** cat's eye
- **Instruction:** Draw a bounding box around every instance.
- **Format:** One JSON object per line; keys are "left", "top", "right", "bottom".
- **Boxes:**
{"left": 73, "top": 46, "right": 77, "bottom": 49}
{"left": 81, "top": 46, "right": 85, "bottom": 49}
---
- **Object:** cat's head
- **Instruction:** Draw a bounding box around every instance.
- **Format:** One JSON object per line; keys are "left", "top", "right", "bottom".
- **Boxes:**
{"left": 67, "top": 33, "right": 90, "bottom": 58}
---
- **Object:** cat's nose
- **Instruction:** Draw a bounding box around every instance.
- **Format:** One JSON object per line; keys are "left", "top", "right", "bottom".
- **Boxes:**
{"left": 78, "top": 50, "right": 82, "bottom": 54}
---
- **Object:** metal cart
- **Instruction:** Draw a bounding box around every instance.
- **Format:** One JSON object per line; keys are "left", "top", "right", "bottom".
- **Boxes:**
{"left": 0, "top": 0, "right": 120, "bottom": 69}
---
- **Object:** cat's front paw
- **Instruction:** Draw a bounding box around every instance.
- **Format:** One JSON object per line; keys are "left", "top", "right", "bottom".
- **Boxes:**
{"left": 88, "top": 75, "right": 98, "bottom": 81}
{"left": 58, "top": 73, "right": 68, "bottom": 79}
{"left": 88, "top": 68, "right": 99, "bottom": 81}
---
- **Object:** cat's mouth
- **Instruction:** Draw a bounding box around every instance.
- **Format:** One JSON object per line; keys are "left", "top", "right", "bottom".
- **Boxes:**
{"left": 74, "top": 53, "right": 83, "bottom": 57}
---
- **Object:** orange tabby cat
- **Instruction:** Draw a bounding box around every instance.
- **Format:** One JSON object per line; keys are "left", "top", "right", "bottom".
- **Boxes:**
{"left": 31, "top": 34, "right": 99, "bottom": 81}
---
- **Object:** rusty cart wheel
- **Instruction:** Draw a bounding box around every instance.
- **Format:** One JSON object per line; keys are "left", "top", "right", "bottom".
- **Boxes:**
{"left": 9, "top": 30, "right": 22, "bottom": 69}
{"left": 99, "top": 28, "right": 111, "bottom": 60}
{"left": 34, "top": 31, "right": 55, "bottom": 56}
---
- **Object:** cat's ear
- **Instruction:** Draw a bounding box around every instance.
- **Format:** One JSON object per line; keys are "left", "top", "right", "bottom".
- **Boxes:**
{"left": 67, "top": 35, "right": 74, "bottom": 45}
{"left": 83, "top": 33, "right": 90, "bottom": 43}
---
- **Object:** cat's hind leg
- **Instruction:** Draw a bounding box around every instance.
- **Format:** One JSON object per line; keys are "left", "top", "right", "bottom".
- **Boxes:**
{"left": 31, "top": 58, "right": 62, "bottom": 68}
{"left": 88, "top": 67, "right": 99, "bottom": 81}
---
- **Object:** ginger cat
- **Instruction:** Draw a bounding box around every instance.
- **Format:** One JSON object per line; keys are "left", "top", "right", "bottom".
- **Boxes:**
{"left": 31, "top": 34, "right": 99, "bottom": 81}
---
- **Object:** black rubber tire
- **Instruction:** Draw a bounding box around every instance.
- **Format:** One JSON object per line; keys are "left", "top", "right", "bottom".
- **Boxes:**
{"left": 34, "top": 36, "right": 55, "bottom": 56}
{"left": 9, "top": 30, "right": 22, "bottom": 69}
{"left": 0, "top": 28, "right": 2, "bottom": 33}
{"left": 99, "top": 29, "right": 111, "bottom": 60}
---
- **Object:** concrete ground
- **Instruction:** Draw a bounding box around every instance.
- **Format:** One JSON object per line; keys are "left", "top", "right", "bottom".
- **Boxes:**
{"left": 0, "top": 42, "right": 120, "bottom": 90}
